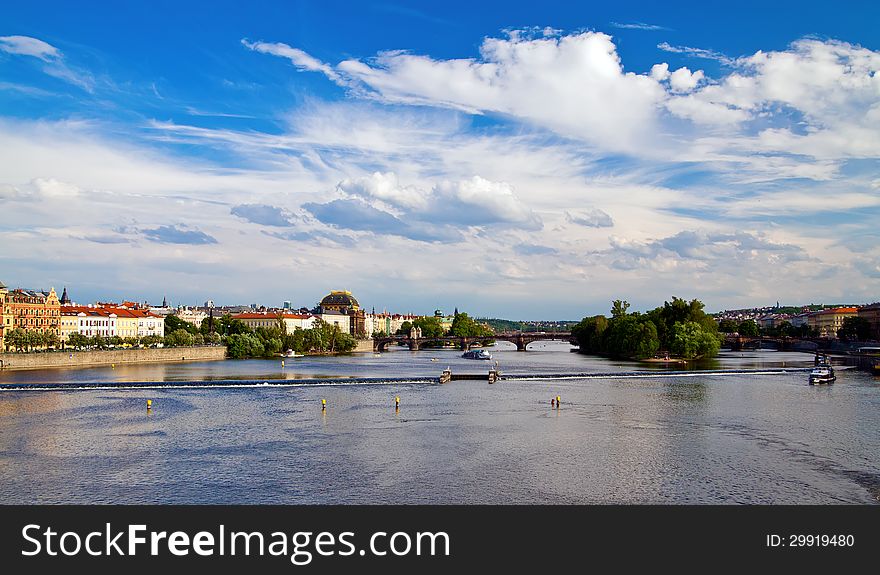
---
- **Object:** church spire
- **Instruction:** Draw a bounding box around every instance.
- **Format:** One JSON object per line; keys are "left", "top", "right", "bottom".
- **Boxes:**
{"left": 162, "top": 295, "right": 168, "bottom": 307}
{"left": 60, "top": 286, "right": 70, "bottom": 305}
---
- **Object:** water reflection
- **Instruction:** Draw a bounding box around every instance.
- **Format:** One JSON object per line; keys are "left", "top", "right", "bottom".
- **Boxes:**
{"left": 0, "top": 348, "right": 877, "bottom": 504}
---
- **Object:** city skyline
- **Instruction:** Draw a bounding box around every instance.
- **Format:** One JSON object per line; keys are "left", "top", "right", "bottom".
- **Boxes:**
{"left": 2, "top": 1, "right": 879, "bottom": 319}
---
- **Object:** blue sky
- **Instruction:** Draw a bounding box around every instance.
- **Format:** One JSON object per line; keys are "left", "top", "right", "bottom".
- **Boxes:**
{"left": 1, "top": 1, "right": 878, "bottom": 319}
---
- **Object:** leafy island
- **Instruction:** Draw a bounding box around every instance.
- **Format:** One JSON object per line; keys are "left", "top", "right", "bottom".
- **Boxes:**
{"left": 572, "top": 297, "right": 721, "bottom": 361}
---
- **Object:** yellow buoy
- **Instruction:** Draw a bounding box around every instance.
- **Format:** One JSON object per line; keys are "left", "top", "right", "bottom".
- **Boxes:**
{"left": 281, "top": 360, "right": 285, "bottom": 367}
{"left": 395, "top": 396, "right": 400, "bottom": 409}
{"left": 146, "top": 399, "right": 152, "bottom": 409}
{"left": 111, "top": 364, "right": 115, "bottom": 369}
{"left": 321, "top": 398, "right": 326, "bottom": 410}
{"left": 556, "top": 395, "right": 561, "bottom": 407}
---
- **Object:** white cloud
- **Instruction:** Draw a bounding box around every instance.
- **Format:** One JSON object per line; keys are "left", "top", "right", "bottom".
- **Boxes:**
{"left": 331, "top": 172, "right": 541, "bottom": 232}
{"left": 337, "top": 171, "right": 427, "bottom": 211}
{"left": 657, "top": 42, "right": 734, "bottom": 65}
{"left": 0, "top": 35, "right": 60, "bottom": 60}
{"left": 611, "top": 22, "right": 669, "bottom": 31}
{"left": 255, "top": 31, "right": 668, "bottom": 153}
{"left": 566, "top": 209, "right": 614, "bottom": 228}
{"left": 668, "top": 66, "right": 704, "bottom": 93}
{"left": 650, "top": 63, "right": 670, "bottom": 81}
{"left": 428, "top": 176, "right": 541, "bottom": 228}
{"left": 241, "top": 39, "right": 340, "bottom": 81}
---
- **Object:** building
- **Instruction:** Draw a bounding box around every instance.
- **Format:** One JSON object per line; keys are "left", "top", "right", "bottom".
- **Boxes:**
{"left": 757, "top": 314, "right": 791, "bottom": 330}
{"left": 134, "top": 309, "right": 164, "bottom": 338}
{"left": 807, "top": 307, "right": 858, "bottom": 338}
{"left": 76, "top": 308, "right": 118, "bottom": 338}
{"left": 175, "top": 308, "right": 208, "bottom": 329}
{"left": 59, "top": 305, "right": 86, "bottom": 342}
{"left": 859, "top": 303, "right": 880, "bottom": 340}
{"left": 0, "top": 280, "right": 10, "bottom": 351}
{"left": 366, "top": 312, "right": 420, "bottom": 337}
{"left": 316, "top": 310, "right": 352, "bottom": 334}
{"left": 114, "top": 309, "right": 140, "bottom": 339}
{"left": 8, "top": 288, "right": 61, "bottom": 345}
{"left": 315, "top": 291, "right": 366, "bottom": 337}
{"left": 789, "top": 312, "right": 811, "bottom": 328}
{"left": 59, "top": 304, "right": 164, "bottom": 342}
{"left": 231, "top": 312, "right": 316, "bottom": 333}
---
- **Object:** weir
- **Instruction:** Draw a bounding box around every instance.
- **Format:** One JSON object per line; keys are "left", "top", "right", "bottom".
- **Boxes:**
{"left": 0, "top": 367, "right": 814, "bottom": 391}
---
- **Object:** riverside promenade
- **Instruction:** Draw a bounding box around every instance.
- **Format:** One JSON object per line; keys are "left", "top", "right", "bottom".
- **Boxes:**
{"left": 0, "top": 346, "right": 227, "bottom": 371}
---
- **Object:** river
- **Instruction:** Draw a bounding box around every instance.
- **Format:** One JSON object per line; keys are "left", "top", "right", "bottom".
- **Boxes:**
{"left": 1, "top": 342, "right": 878, "bottom": 504}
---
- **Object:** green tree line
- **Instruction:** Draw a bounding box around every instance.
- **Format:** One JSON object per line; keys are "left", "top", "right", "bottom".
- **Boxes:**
{"left": 214, "top": 314, "right": 357, "bottom": 359}
{"left": 391, "top": 312, "right": 494, "bottom": 340}
{"left": 572, "top": 297, "right": 721, "bottom": 360}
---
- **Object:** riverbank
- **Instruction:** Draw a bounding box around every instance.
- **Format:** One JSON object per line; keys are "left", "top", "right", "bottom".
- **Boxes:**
{"left": 0, "top": 346, "right": 227, "bottom": 371}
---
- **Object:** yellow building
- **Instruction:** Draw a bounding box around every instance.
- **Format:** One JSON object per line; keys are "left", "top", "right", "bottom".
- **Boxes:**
{"left": 114, "top": 309, "right": 140, "bottom": 339}
{"left": 58, "top": 306, "right": 83, "bottom": 343}
{"left": 807, "top": 307, "right": 858, "bottom": 338}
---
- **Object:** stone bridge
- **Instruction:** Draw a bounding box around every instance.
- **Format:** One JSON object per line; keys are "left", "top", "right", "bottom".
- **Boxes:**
{"left": 722, "top": 335, "right": 827, "bottom": 351}
{"left": 373, "top": 332, "right": 574, "bottom": 352}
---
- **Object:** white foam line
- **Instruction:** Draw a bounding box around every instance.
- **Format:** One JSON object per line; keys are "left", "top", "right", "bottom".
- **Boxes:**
{"left": 0, "top": 379, "right": 439, "bottom": 392}
{"left": 502, "top": 370, "right": 808, "bottom": 381}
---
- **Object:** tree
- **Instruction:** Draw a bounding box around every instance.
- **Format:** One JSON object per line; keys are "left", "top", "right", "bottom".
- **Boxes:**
{"left": 6, "top": 328, "right": 26, "bottom": 352}
{"left": 611, "top": 300, "right": 631, "bottom": 319}
{"left": 165, "top": 329, "right": 194, "bottom": 347}
{"left": 165, "top": 314, "right": 198, "bottom": 335}
{"left": 572, "top": 315, "right": 609, "bottom": 354}
{"left": 413, "top": 316, "right": 445, "bottom": 338}
{"left": 718, "top": 319, "right": 738, "bottom": 333}
{"left": 396, "top": 321, "right": 413, "bottom": 336}
{"left": 67, "top": 332, "right": 90, "bottom": 350}
{"left": 217, "top": 314, "right": 251, "bottom": 336}
{"left": 838, "top": 316, "right": 871, "bottom": 341}
{"left": 653, "top": 297, "right": 718, "bottom": 350}
{"left": 226, "top": 333, "right": 265, "bottom": 359}
{"left": 738, "top": 320, "right": 760, "bottom": 337}
{"left": 450, "top": 312, "right": 493, "bottom": 337}
{"left": 670, "top": 321, "right": 721, "bottom": 359}
{"left": 604, "top": 314, "right": 659, "bottom": 359}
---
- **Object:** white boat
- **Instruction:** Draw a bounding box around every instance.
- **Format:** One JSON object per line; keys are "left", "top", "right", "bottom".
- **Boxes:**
{"left": 282, "top": 350, "right": 305, "bottom": 358}
{"left": 809, "top": 363, "right": 835, "bottom": 385}
{"left": 462, "top": 349, "right": 492, "bottom": 360}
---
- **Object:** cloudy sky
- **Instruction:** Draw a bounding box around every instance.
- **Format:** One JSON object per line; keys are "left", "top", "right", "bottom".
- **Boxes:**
{"left": 1, "top": 1, "right": 878, "bottom": 319}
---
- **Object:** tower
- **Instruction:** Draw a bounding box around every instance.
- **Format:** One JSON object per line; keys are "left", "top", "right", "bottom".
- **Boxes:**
{"left": 60, "top": 286, "right": 71, "bottom": 305}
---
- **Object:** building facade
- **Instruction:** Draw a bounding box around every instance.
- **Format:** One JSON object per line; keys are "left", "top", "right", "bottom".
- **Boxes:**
{"left": 231, "top": 312, "right": 316, "bottom": 333}
{"left": 0, "top": 281, "right": 10, "bottom": 351}
{"left": 807, "top": 307, "right": 859, "bottom": 338}
{"left": 316, "top": 291, "right": 367, "bottom": 337}
{"left": 59, "top": 305, "right": 164, "bottom": 341}
{"left": 858, "top": 303, "right": 880, "bottom": 340}
{"left": 8, "top": 288, "right": 61, "bottom": 344}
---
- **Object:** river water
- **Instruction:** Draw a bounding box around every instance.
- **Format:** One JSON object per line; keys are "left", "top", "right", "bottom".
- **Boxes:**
{"left": 1, "top": 342, "right": 878, "bottom": 504}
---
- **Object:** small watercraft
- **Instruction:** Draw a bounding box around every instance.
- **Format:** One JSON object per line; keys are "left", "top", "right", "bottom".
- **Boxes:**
{"left": 809, "top": 360, "right": 835, "bottom": 385}
{"left": 462, "top": 349, "right": 492, "bottom": 360}
{"left": 282, "top": 350, "right": 305, "bottom": 358}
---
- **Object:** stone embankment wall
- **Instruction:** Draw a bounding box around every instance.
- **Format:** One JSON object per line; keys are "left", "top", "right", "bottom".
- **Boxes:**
{"left": 0, "top": 346, "right": 227, "bottom": 370}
